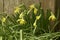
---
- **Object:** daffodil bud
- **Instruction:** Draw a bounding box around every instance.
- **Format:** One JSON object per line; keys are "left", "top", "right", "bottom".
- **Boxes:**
{"left": 36, "top": 14, "right": 41, "bottom": 20}
{"left": 49, "top": 12, "right": 56, "bottom": 21}
{"left": 34, "top": 8, "right": 38, "bottom": 15}
{"left": 14, "top": 7, "right": 21, "bottom": 13}
{"left": 33, "top": 20, "right": 37, "bottom": 27}
{"left": 1, "top": 17, "right": 6, "bottom": 23}
{"left": 17, "top": 18, "right": 26, "bottom": 25}
{"left": 29, "top": 4, "right": 35, "bottom": 9}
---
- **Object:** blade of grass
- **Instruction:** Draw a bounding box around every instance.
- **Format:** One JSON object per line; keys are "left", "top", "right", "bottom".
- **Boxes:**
{"left": 51, "top": 21, "right": 60, "bottom": 32}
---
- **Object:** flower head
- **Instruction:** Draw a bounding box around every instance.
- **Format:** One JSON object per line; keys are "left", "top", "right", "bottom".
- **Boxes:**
{"left": 17, "top": 18, "right": 26, "bottom": 25}
{"left": 29, "top": 4, "right": 35, "bottom": 9}
{"left": 14, "top": 7, "right": 21, "bottom": 13}
{"left": 1, "top": 17, "right": 6, "bottom": 23}
{"left": 34, "top": 8, "right": 38, "bottom": 15}
{"left": 49, "top": 12, "right": 56, "bottom": 21}
{"left": 36, "top": 14, "right": 41, "bottom": 20}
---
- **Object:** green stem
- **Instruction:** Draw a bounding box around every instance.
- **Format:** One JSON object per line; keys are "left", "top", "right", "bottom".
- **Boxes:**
{"left": 51, "top": 21, "right": 59, "bottom": 32}
{"left": 0, "top": 36, "right": 2, "bottom": 40}
{"left": 33, "top": 27, "right": 36, "bottom": 34}
{"left": 20, "top": 30, "right": 23, "bottom": 40}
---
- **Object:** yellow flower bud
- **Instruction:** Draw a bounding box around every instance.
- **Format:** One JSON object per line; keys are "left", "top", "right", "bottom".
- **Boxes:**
{"left": 49, "top": 12, "right": 56, "bottom": 21}
{"left": 33, "top": 20, "right": 37, "bottom": 27}
{"left": 36, "top": 14, "right": 41, "bottom": 20}
{"left": 29, "top": 4, "right": 35, "bottom": 9}
{"left": 14, "top": 7, "right": 21, "bottom": 13}
{"left": 17, "top": 18, "right": 26, "bottom": 25}
{"left": 34, "top": 8, "right": 38, "bottom": 15}
{"left": 1, "top": 17, "right": 6, "bottom": 23}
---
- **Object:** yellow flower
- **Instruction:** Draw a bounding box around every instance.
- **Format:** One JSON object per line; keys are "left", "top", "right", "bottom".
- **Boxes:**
{"left": 14, "top": 7, "right": 21, "bottom": 13}
{"left": 17, "top": 18, "right": 26, "bottom": 25}
{"left": 29, "top": 4, "right": 35, "bottom": 9}
{"left": 36, "top": 14, "right": 41, "bottom": 20}
{"left": 1, "top": 17, "right": 6, "bottom": 23}
{"left": 49, "top": 12, "right": 56, "bottom": 21}
{"left": 33, "top": 20, "right": 37, "bottom": 27}
{"left": 34, "top": 8, "right": 38, "bottom": 15}
{"left": 29, "top": 4, "right": 38, "bottom": 15}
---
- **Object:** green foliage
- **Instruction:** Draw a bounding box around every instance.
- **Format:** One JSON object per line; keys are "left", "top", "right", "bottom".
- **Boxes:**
{"left": 0, "top": 3, "right": 60, "bottom": 40}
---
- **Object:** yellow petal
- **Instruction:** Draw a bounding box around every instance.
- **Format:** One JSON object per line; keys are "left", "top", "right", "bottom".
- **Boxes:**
{"left": 17, "top": 18, "right": 26, "bottom": 25}
{"left": 49, "top": 12, "right": 56, "bottom": 21}
{"left": 34, "top": 8, "right": 38, "bottom": 15}
{"left": 1, "top": 17, "right": 6, "bottom": 23}
{"left": 14, "top": 7, "right": 21, "bottom": 13}
{"left": 33, "top": 20, "right": 37, "bottom": 27}
{"left": 29, "top": 4, "right": 35, "bottom": 9}
{"left": 36, "top": 14, "right": 41, "bottom": 20}
{"left": 17, "top": 19, "right": 20, "bottom": 22}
